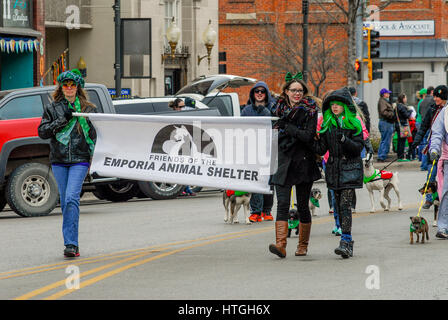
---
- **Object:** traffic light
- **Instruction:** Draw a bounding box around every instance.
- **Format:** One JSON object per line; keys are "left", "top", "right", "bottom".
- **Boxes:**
{"left": 372, "top": 61, "right": 383, "bottom": 80}
{"left": 368, "top": 29, "right": 380, "bottom": 59}
{"left": 354, "top": 59, "right": 361, "bottom": 81}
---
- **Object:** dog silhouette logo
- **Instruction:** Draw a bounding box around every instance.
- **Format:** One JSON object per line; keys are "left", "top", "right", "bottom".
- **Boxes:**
{"left": 151, "top": 124, "right": 216, "bottom": 158}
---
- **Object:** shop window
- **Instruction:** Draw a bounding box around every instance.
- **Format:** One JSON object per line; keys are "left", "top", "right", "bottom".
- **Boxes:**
{"left": 0, "top": 95, "right": 43, "bottom": 120}
{"left": 389, "top": 71, "right": 424, "bottom": 107}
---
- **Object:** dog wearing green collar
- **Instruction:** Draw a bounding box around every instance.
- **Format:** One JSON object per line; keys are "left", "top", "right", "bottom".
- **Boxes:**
{"left": 410, "top": 216, "right": 429, "bottom": 244}
{"left": 309, "top": 188, "right": 322, "bottom": 216}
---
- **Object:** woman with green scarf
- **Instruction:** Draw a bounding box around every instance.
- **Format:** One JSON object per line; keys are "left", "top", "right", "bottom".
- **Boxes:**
{"left": 314, "top": 87, "right": 364, "bottom": 259}
{"left": 38, "top": 69, "right": 96, "bottom": 258}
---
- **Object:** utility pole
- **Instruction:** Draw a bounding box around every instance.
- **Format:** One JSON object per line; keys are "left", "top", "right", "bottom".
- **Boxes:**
{"left": 302, "top": 0, "right": 309, "bottom": 82}
{"left": 113, "top": 0, "right": 121, "bottom": 99}
{"left": 356, "top": 0, "right": 364, "bottom": 100}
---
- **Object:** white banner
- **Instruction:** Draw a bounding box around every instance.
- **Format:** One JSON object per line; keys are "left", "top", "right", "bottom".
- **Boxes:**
{"left": 78, "top": 113, "right": 277, "bottom": 194}
{"left": 363, "top": 20, "right": 435, "bottom": 37}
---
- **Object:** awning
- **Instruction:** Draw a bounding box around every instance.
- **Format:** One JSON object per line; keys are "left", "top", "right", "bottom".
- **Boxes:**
{"left": 363, "top": 39, "right": 448, "bottom": 59}
{"left": 0, "top": 37, "right": 40, "bottom": 54}
{"left": 0, "top": 27, "right": 41, "bottom": 38}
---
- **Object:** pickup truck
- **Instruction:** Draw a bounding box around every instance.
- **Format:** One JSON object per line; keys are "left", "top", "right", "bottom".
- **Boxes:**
{"left": 0, "top": 83, "right": 220, "bottom": 217}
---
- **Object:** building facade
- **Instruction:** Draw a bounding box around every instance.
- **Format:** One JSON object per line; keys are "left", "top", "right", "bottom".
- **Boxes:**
{"left": 43, "top": 0, "right": 218, "bottom": 98}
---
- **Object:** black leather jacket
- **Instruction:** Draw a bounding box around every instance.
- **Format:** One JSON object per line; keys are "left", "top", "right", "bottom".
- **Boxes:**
{"left": 38, "top": 99, "right": 96, "bottom": 164}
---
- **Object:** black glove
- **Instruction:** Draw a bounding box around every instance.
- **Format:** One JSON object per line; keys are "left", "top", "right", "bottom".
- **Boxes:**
{"left": 285, "top": 123, "right": 299, "bottom": 137}
{"left": 64, "top": 107, "right": 73, "bottom": 121}
{"left": 275, "top": 118, "right": 287, "bottom": 130}
{"left": 430, "top": 150, "right": 440, "bottom": 162}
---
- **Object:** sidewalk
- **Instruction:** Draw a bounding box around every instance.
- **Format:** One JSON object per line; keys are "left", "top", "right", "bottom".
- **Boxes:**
{"left": 372, "top": 155, "right": 422, "bottom": 171}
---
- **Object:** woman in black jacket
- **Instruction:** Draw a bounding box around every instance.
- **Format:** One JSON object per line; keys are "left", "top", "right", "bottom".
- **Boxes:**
{"left": 395, "top": 93, "right": 413, "bottom": 161}
{"left": 38, "top": 69, "right": 96, "bottom": 258}
{"left": 314, "top": 87, "right": 364, "bottom": 259}
{"left": 268, "top": 73, "right": 321, "bottom": 258}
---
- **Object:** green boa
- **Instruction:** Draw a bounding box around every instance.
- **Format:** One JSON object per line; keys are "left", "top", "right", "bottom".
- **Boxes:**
{"left": 310, "top": 197, "right": 320, "bottom": 208}
{"left": 55, "top": 97, "right": 95, "bottom": 155}
{"left": 410, "top": 219, "right": 426, "bottom": 232}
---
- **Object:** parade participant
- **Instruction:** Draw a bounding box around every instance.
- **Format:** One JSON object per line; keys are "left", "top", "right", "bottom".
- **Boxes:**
{"left": 314, "top": 87, "right": 364, "bottom": 259}
{"left": 426, "top": 85, "right": 448, "bottom": 239}
{"left": 377, "top": 88, "right": 395, "bottom": 162}
{"left": 268, "top": 72, "right": 321, "bottom": 258}
{"left": 241, "top": 81, "right": 275, "bottom": 222}
{"left": 38, "top": 69, "right": 96, "bottom": 258}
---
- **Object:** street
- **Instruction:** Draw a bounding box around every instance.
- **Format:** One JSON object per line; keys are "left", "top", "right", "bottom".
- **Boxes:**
{"left": 1, "top": 163, "right": 447, "bottom": 300}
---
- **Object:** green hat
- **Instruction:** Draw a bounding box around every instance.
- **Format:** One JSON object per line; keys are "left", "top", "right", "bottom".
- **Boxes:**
{"left": 419, "top": 88, "right": 427, "bottom": 95}
{"left": 57, "top": 69, "right": 85, "bottom": 88}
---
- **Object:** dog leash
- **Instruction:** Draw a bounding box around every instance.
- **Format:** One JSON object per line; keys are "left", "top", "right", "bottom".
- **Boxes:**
{"left": 378, "top": 157, "right": 398, "bottom": 172}
{"left": 417, "top": 159, "right": 437, "bottom": 217}
{"left": 291, "top": 187, "right": 295, "bottom": 209}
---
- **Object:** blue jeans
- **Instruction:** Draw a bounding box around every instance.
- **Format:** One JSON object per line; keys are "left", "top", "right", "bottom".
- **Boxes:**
{"left": 378, "top": 120, "right": 395, "bottom": 160}
{"left": 330, "top": 189, "right": 340, "bottom": 229}
{"left": 52, "top": 164, "right": 89, "bottom": 247}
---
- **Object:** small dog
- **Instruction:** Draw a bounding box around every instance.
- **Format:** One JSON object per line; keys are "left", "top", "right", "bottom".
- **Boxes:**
{"left": 409, "top": 216, "right": 429, "bottom": 244}
{"left": 309, "top": 188, "right": 322, "bottom": 216}
{"left": 223, "top": 190, "right": 251, "bottom": 224}
{"left": 363, "top": 158, "right": 403, "bottom": 212}
{"left": 419, "top": 181, "right": 439, "bottom": 227}
{"left": 287, "top": 208, "right": 299, "bottom": 238}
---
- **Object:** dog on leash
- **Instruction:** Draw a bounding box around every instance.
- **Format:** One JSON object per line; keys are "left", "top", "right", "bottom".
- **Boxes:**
{"left": 363, "top": 158, "right": 403, "bottom": 212}
{"left": 287, "top": 208, "right": 299, "bottom": 238}
{"left": 223, "top": 190, "right": 251, "bottom": 224}
{"left": 419, "top": 181, "right": 439, "bottom": 227}
{"left": 309, "top": 188, "right": 322, "bottom": 216}
{"left": 409, "top": 216, "right": 429, "bottom": 244}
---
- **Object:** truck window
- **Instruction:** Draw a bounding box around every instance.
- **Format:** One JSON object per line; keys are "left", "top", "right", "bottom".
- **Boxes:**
{"left": 202, "top": 95, "right": 233, "bottom": 116}
{"left": 85, "top": 90, "right": 103, "bottom": 113}
{"left": 0, "top": 95, "right": 43, "bottom": 120}
{"left": 114, "top": 102, "right": 155, "bottom": 114}
{"left": 153, "top": 102, "right": 172, "bottom": 113}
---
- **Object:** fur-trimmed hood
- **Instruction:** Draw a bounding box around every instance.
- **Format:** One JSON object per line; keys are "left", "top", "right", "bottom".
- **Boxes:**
{"left": 322, "top": 87, "right": 357, "bottom": 114}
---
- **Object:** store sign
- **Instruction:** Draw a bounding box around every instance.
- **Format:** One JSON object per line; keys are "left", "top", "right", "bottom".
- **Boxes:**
{"left": 108, "top": 88, "right": 132, "bottom": 99}
{"left": 364, "top": 20, "right": 434, "bottom": 36}
{"left": 2, "top": 0, "right": 31, "bottom": 28}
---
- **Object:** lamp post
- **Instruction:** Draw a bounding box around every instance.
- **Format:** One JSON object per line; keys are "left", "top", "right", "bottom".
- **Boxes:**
{"left": 162, "top": 17, "right": 181, "bottom": 63}
{"left": 302, "top": 0, "right": 309, "bottom": 82}
{"left": 113, "top": 0, "right": 121, "bottom": 98}
{"left": 197, "top": 20, "right": 217, "bottom": 70}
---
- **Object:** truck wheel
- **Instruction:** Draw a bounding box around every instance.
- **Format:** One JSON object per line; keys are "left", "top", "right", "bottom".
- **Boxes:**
{"left": 5, "top": 163, "right": 59, "bottom": 217}
{"left": 137, "top": 181, "right": 184, "bottom": 200}
{"left": 94, "top": 181, "right": 139, "bottom": 202}
{"left": 0, "top": 190, "right": 7, "bottom": 212}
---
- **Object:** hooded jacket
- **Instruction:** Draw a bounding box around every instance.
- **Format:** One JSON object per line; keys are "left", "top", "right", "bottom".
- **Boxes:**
{"left": 314, "top": 88, "right": 364, "bottom": 190}
{"left": 241, "top": 81, "right": 276, "bottom": 116}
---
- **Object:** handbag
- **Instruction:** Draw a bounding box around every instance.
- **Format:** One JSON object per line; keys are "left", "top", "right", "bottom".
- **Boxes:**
{"left": 395, "top": 106, "right": 412, "bottom": 138}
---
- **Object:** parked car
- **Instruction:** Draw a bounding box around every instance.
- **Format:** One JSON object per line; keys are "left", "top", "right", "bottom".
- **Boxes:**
{"left": 0, "top": 83, "right": 220, "bottom": 217}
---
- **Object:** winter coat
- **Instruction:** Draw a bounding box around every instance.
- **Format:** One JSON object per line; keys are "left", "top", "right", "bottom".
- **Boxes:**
{"left": 314, "top": 88, "right": 364, "bottom": 190}
{"left": 378, "top": 96, "right": 395, "bottom": 123}
{"left": 353, "top": 96, "right": 371, "bottom": 133}
{"left": 241, "top": 81, "right": 276, "bottom": 116}
{"left": 38, "top": 99, "right": 97, "bottom": 164}
{"left": 270, "top": 97, "right": 321, "bottom": 186}
{"left": 394, "top": 103, "right": 412, "bottom": 131}
{"left": 413, "top": 102, "right": 445, "bottom": 147}
{"left": 419, "top": 95, "right": 435, "bottom": 122}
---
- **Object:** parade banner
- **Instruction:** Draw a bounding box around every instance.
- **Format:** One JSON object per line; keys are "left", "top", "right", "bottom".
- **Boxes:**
{"left": 78, "top": 113, "right": 277, "bottom": 194}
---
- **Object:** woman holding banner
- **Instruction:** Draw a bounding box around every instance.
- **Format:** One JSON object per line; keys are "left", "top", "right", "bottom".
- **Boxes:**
{"left": 38, "top": 69, "right": 96, "bottom": 258}
{"left": 268, "top": 72, "right": 321, "bottom": 258}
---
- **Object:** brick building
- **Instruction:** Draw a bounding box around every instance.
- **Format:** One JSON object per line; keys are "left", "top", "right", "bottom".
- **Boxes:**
{"left": 0, "top": 0, "right": 45, "bottom": 90}
{"left": 219, "top": 0, "right": 448, "bottom": 132}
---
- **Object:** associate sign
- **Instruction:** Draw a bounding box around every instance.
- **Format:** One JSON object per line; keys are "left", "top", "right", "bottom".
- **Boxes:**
{"left": 364, "top": 20, "right": 434, "bottom": 36}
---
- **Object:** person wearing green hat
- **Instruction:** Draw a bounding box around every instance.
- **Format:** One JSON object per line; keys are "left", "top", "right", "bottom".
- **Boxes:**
{"left": 38, "top": 69, "right": 96, "bottom": 258}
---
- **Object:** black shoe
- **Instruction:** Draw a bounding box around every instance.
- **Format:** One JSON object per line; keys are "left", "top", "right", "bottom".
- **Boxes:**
{"left": 435, "top": 230, "right": 448, "bottom": 239}
{"left": 334, "top": 240, "right": 353, "bottom": 259}
{"left": 64, "top": 245, "right": 80, "bottom": 257}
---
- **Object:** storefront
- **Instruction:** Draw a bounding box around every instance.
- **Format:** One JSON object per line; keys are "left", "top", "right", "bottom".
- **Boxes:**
{"left": 0, "top": 0, "right": 42, "bottom": 90}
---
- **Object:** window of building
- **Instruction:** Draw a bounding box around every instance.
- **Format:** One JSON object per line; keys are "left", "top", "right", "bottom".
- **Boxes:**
{"left": 0, "top": 95, "right": 43, "bottom": 120}
{"left": 389, "top": 71, "right": 424, "bottom": 107}
{"left": 164, "top": 0, "right": 181, "bottom": 50}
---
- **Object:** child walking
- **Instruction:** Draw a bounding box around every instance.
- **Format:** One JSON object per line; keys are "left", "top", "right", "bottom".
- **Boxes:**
{"left": 314, "top": 88, "right": 364, "bottom": 258}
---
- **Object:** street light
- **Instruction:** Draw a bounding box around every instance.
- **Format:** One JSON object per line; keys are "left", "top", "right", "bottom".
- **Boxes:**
{"left": 198, "top": 20, "right": 217, "bottom": 70}
{"left": 162, "top": 17, "right": 181, "bottom": 63}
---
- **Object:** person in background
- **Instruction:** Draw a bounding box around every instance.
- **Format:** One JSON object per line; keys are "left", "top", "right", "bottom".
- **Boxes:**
{"left": 241, "top": 81, "right": 275, "bottom": 222}
{"left": 377, "top": 88, "right": 395, "bottom": 162}
{"left": 406, "top": 103, "right": 418, "bottom": 161}
{"left": 38, "top": 69, "right": 96, "bottom": 258}
{"left": 394, "top": 93, "right": 412, "bottom": 162}
{"left": 349, "top": 87, "right": 371, "bottom": 133}
{"left": 169, "top": 98, "right": 186, "bottom": 111}
{"left": 415, "top": 89, "right": 426, "bottom": 162}
{"left": 418, "top": 87, "right": 435, "bottom": 171}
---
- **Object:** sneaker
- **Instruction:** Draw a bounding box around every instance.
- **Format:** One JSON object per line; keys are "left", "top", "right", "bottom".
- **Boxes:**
{"left": 334, "top": 240, "right": 352, "bottom": 258}
{"left": 435, "top": 230, "right": 448, "bottom": 239}
{"left": 397, "top": 158, "right": 410, "bottom": 162}
{"left": 262, "top": 212, "right": 273, "bottom": 221}
{"left": 249, "top": 213, "right": 261, "bottom": 223}
{"left": 332, "top": 227, "right": 338, "bottom": 234}
{"left": 329, "top": 209, "right": 334, "bottom": 215}
{"left": 422, "top": 201, "right": 433, "bottom": 209}
{"left": 64, "top": 245, "right": 80, "bottom": 257}
{"left": 335, "top": 228, "right": 342, "bottom": 236}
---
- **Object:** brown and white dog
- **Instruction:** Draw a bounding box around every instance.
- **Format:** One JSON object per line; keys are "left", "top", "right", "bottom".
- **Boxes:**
{"left": 363, "top": 158, "right": 403, "bottom": 212}
{"left": 309, "top": 188, "right": 322, "bottom": 216}
{"left": 223, "top": 191, "right": 251, "bottom": 224}
{"left": 419, "top": 181, "right": 439, "bottom": 227}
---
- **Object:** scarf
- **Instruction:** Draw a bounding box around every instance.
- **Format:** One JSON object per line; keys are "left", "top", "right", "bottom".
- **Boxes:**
{"left": 55, "top": 97, "right": 95, "bottom": 155}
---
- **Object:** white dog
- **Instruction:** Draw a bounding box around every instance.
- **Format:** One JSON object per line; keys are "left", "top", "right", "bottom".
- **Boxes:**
{"left": 223, "top": 191, "right": 251, "bottom": 224}
{"left": 363, "top": 158, "right": 403, "bottom": 212}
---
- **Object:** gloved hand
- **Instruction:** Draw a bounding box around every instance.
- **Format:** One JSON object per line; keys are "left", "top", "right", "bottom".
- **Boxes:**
{"left": 275, "top": 118, "right": 287, "bottom": 130}
{"left": 285, "top": 123, "right": 299, "bottom": 137}
{"left": 430, "top": 150, "right": 440, "bottom": 162}
{"left": 64, "top": 107, "right": 73, "bottom": 121}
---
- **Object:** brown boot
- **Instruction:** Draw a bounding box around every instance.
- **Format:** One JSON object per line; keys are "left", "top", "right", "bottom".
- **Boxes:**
{"left": 269, "top": 221, "right": 288, "bottom": 258}
{"left": 295, "top": 222, "right": 311, "bottom": 256}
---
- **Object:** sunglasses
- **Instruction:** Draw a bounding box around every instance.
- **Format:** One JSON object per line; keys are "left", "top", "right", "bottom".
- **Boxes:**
{"left": 254, "top": 89, "right": 266, "bottom": 94}
{"left": 62, "top": 81, "right": 77, "bottom": 89}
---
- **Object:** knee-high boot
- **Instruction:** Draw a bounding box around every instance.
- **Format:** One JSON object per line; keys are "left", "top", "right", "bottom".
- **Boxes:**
{"left": 295, "top": 222, "right": 311, "bottom": 256}
{"left": 269, "top": 221, "right": 288, "bottom": 258}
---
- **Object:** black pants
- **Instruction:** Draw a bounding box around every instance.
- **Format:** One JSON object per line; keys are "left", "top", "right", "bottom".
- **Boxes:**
{"left": 275, "top": 182, "right": 313, "bottom": 223}
{"left": 333, "top": 189, "right": 355, "bottom": 236}
{"left": 397, "top": 136, "right": 407, "bottom": 159}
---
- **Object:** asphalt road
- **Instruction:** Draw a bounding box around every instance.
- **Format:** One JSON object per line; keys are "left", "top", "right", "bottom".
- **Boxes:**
{"left": 1, "top": 163, "right": 447, "bottom": 300}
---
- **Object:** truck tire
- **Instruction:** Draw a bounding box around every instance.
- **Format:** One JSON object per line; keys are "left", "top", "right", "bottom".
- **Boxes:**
{"left": 0, "top": 190, "right": 7, "bottom": 212}
{"left": 137, "top": 181, "right": 184, "bottom": 200}
{"left": 5, "top": 163, "right": 59, "bottom": 217}
{"left": 94, "top": 181, "right": 139, "bottom": 202}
